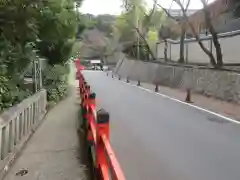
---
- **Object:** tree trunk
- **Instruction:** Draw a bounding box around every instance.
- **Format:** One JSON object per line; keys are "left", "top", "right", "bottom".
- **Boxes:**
{"left": 184, "top": 19, "right": 217, "bottom": 67}
{"left": 134, "top": 27, "right": 155, "bottom": 60}
{"left": 198, "top": 40, "right": 217, "bottom": 67}
{"left": 144, "top": 41, "right": 155, "bottom": 60}
{"left": 179, "top": 27, "right": 185, "bottom": 63}
{"left": 204, "top": 12, "right": 223, "bottom": 68}
{"left": 174, "top": 1, "right": 218, "bottom": 68}
{"left": 164, "top": 40, "right": 168, "bottom": 61}
{"left": 212, "top": 34, "right": 223, "bottom": 68}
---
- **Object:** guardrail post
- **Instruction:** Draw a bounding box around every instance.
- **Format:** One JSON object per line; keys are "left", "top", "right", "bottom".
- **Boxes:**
{"left": 155, "top": 84, "right": 159, "bottom": 92}
{"left": 86, "top": 93, "right": 96, "bottom": 146}
{"left": 95, "top": 109, "right": 110, "bottom": 179}
{"left": 185, "top": 88, "right": 192, "bottom": 103}
{"left": 80, "top": 82, "right": 87, "bottom": 101}
{"left": 137, "top": 79, "right": 141, "bottom": 86}
{"left": 81, "top": 93, "right": 88, "bottom": 129}
{"left": 85, "top": 85, "right": 90, "bottom": 97}
{"left": 126, "top": 76, "right": 130, "bottom": 83}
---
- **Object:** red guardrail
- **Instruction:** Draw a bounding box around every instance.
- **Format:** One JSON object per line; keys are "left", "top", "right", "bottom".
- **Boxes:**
{"left": 76, "top": 69, "right": 126, "bottom": 180}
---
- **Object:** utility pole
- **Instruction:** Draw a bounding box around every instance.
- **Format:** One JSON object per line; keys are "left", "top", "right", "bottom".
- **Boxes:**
{"left": 135, "top": 5, "right": 140, "bottom": 61}
{"left": 32, "top": 58, "right": 38, "bottom": 93}
{"left": 39, "top": 58, "right": 43, "bottom": 89}
{"left": 137, "top": 19, "right": 140, "bottom": 60}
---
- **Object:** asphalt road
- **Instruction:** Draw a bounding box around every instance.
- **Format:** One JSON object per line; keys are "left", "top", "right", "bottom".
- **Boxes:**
{"left": 83, "top": 70, "right": 240, "bottom": 180}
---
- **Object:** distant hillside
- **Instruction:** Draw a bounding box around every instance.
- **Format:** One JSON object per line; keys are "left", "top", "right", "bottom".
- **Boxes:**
{"left": 81, "top": 14, "right": 116, "bottom": 37}
{"left": 75, "top": 14, "right": 119, "bottom": 63}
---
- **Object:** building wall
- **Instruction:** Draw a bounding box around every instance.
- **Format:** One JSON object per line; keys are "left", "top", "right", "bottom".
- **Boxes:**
{"left": 157, "top": 30, "right": 240, "bottom": 64}
{"left": 215, "top": 17, "right": 240, "bottom": 33}
{"left": 170, "top": 0, "right": 232, "bottom": 36}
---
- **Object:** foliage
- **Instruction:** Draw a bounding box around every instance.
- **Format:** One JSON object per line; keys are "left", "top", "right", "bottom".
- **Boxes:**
{"left": 0, "top": 39, "right": 37, "bottom": 77}
{"left": 43, "top": 64, "right": 69, "bottom": 103}
{"left": 81, "top": 14, "right": 116, "bottom": 37}
{"left": 0, "top": 0, "right": 85, "bottom": 110}
{"left": 36, "top": 0, "right": 80, "bottom": 65}
{"left": 113, "top": 14, "right": 136, "bottom": 42}
{"left": 232, "top": 0, "right": 240, "bottom": 18}
{"left": 147, "top": 29, "right": 158, "bottom": 56}
{"left": 71, "top": 41, "right": 83, "bottom": 57}
{"left": 0, "top": 75, "right": 31, "bottom": 112}
{"left": 113, "top": 0, "right": 164, "bottom": 60}
{"left": 0, "top": 0, "right": 39, "bottom": 45}
{"left": 95, "top": 15, "right": 116, "bottom": 37}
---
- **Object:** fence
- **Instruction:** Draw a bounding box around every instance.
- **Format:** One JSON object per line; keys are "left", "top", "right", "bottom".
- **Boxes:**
{"left": 76, "top": 70, "right": 125, "bottom": 180}
{"left": 157, "top": 29, "right": 240, "bottom": 64}
{"left": 0, "top": 90, "right": 47, "bottom": 178}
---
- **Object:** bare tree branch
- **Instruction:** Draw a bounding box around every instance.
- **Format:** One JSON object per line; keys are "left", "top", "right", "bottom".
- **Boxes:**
{"left": 185, "top": 0, "right": 191, "bottom": 11}
{"left": 173, "top": 0, "right": 218, "bottom": 67}
{"left": 157, "top": 3, "right": 178, "bottom": 21}
{"left": 124, "top": 18, "right": 155, "bottom": 60}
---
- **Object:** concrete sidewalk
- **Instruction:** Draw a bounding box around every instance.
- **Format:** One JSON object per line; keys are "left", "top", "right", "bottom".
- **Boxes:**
{"left": 3, "top": 87, "right": 89, "bottom": 180}
{"left": 3, "top": 60, "right": 90, "bottom": 180}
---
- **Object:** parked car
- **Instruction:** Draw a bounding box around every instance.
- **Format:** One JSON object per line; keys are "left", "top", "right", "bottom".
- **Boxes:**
{"left": 103, "top": 65, "right": 108, "bottom": 71}
{"left": 92, "top": 65, "right": 102, "bottom": 70}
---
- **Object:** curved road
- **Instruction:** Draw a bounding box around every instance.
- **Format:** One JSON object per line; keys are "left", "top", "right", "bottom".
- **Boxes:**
{"left": 83, "top": 71, "right": 240, "bottom": 180}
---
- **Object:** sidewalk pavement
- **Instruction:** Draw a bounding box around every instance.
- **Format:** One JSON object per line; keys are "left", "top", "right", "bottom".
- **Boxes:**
{"left": 3, "top": 87, "right": 89, "bottom": 180}
{"left": 3, "top": 62, "right": 90, "bottom": 180}
{"left": 118, "top": 77, "right": 240, "bottom": 122}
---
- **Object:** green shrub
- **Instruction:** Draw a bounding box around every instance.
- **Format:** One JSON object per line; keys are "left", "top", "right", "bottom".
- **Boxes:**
{"left": 43, "top": 64, "right": 69, "bottom": 103}
{"left": 0, "top": 76, "right": 31, "bottom": 112}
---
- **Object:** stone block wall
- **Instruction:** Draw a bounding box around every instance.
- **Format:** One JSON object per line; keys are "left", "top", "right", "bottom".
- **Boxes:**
{"left": 115, "top": 59, "right": 240, "bottom": 104}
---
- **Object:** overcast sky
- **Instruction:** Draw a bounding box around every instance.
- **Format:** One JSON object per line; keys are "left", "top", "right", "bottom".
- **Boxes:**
{"left": 80, "top": 0, "right": 216, "bottom": 15}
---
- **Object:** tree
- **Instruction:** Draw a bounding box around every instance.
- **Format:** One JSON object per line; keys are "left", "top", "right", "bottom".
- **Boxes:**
{"left": 36, "top": 0, "right": 80, "bottom": 65}
{"left": 80, "top": 14, "right": 116, "bottom": 36}
{"left": 232, "top": 0, "right": 240, "bottom": 17}
{"left": 0, "top": 0, "right": 85, "bottom": 110}
{"left": 0, "top": 0, "right": 43, "bottom": 80}
{"left": 158, "top": 0, "right": 223, "bottom": 68}
{"left": 115, "top": 0, "right": 164, "bottom": 60}
{"left": 95, "top": 14, "right": 116, "bottom": 36}
{"left": 177, "top": 0, "right": 223, "bottom": 68}
{"left": 158, "top": 0, "right": 190, "bottom": 63}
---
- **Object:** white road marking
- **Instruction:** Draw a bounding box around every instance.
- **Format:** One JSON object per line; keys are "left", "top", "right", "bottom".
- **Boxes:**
{"left": 110, "top": 75, "right": 240, "bottom": 125}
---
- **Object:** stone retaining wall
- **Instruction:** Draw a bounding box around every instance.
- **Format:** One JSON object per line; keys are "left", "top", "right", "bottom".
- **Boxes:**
{"left": 115, "top": 59, "right": 240, "bottom": 104}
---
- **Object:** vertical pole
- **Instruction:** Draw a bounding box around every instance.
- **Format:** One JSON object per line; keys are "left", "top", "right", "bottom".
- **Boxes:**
{"left": 34, "top": 58, "right": 38, "bottom": 92}
{"left": 96, "top": 109, "right": 110, "bottom": 180}
{"left": 137, "top": 79, "right": 140, "bottom": 86}
{"left": 137, "top": 19, "right": 140, "bottom": 60}
{"left": 86, "top": 93, "right": 96, "bottom": 145}
{"left": 155, "top": 84, "right": 159, "bottom": 92}
{"left": 32, "top": 59, "right": 37, "bottom": 93}
{"left": 185, "top": 42, "right": 189, "bottom": 63}
{"left": 39, "top": 58, "right": 43, "bottom": 89}
{"left": 126, "top": 76, "right": 130, "bottom": 83}
{"left": 169, "top": 43, "right": 172, "bottom": 60}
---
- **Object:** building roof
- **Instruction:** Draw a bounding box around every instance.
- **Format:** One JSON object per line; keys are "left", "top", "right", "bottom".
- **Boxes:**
{"left": 90, "top": 60, "right": 101, "bottom": 64}
{"left": 168, "top": 9, "right": 198, "bottom": 17}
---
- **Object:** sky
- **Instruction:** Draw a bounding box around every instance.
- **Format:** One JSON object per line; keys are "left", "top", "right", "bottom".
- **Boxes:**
{"left": 80, "top": 0, "right": 216, "bottom": 15}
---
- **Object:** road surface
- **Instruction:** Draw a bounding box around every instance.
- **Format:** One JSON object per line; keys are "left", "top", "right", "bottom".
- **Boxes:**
{"left": 83, "top": 70, "right": 240, "bottom": 180}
